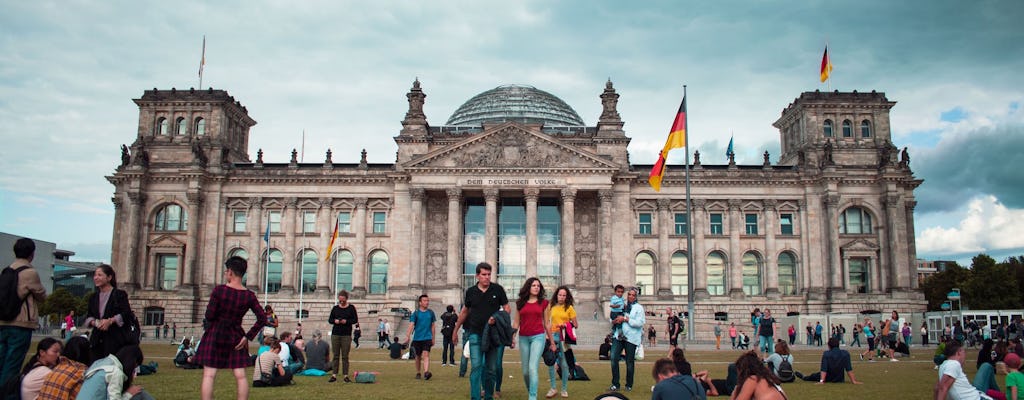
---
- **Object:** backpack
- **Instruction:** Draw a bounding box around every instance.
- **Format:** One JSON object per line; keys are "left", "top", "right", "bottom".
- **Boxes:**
{"left": 776, "top": 355, "right": 795, "bottom": 382}
{"left": 0, "top": 266, "right": 31, "bottom": 321}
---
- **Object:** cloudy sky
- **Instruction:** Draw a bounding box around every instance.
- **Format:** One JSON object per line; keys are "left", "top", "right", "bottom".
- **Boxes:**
{"left": 1, "top": 1, "right": 1022, "bottom": 265}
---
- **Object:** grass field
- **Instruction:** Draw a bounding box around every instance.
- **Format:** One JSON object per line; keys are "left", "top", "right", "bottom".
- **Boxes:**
{"left": 111, "top": 341, "right": 991, "bottom": 399}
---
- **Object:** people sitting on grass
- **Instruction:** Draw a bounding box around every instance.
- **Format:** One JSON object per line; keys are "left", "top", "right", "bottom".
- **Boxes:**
{"left": 731, "top": 351, "right": 786, "bottom": 400}
{"left": 19, "top": 338, "right": 62, "bottom": 400}
{"left": 174, "top": 338, "right": 201, "bottom": 369}
{"left": 650, "top": 358, "right": 705, "bottom": 400}
{"left": 79, "top": 345, "right": 154, "bottom": 399}
{"left": 37, "top": 335, "right": 91, "bottom": 400}
{"left": 934, "top": 340, "right": 1004, "bottom": 400}
{"left": 795, "top": 338, "right": 861, "bottom": 384}
{"left": 253, "top": 338, "right": 293, "bottom": 387}
{"left": 389, "top": 335, "right": 409, "bottom": 359}
{"left": 764, "top": 340, "right": 795, "bottom": 383}
{"left": 304, "top": 330, "right": 331, "bottom": 373}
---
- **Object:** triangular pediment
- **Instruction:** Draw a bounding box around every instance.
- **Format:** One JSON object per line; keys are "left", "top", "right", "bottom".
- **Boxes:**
{"left": 405, "top": 122, "right": 618, "bottom": 171}
{"left": 840, "top": 238, "right": 880, "bottom": 251}
{"left": 147, "top": 234, "right": 186, "bottom": 249}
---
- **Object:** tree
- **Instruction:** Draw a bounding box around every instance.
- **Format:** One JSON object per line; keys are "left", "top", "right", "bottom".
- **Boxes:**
{"left": 40, "top": 287, "right": 87, "bottom": 323}
{"left": 920, "top": 262, "right": 968, "bottom": 311}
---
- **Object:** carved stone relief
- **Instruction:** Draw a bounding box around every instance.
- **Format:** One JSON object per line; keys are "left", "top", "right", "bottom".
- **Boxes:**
{"left": 574, "top": 193, "right": 598, "bottom": 285}
{"left": 424, "top": 193, "right": 448, "bottom": 285}
{"left": 437, "top": 127, "right": 596, "bottom": 168}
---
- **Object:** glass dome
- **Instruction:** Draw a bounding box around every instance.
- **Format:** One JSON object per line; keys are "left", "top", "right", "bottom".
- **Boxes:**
{"left": 446, "top": 85, "right": 585, "bottom": 127}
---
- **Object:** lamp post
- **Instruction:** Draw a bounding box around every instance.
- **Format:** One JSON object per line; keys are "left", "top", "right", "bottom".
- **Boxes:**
{"left": 941, "top": 301, "right": 952, "bottom": 340}
{"left": 948, "top": 288, "right": 962, "bottom": 330}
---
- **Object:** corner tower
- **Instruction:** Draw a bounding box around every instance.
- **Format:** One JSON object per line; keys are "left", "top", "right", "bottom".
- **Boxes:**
{"left": 774, "top": 90, "right": 897, "bottom": 168}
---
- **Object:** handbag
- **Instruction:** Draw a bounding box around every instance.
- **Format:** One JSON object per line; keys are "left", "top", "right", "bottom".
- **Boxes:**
{"left": 561, "top": 324, "right": 577, "bottom": 345}
{"left": 542, "top": 339, "right": 559, "bottom": 366}
{"left": 463, "top": 341, "right": 471, "bottom": 359}
{"left": 263, "top": 326, "right": 277, "bottom": 338}
{"left": 634, "top": 343, "right": 645, "bottom": 360}
{"left": 257, "top": 357, "right": 272, "bottom": 385}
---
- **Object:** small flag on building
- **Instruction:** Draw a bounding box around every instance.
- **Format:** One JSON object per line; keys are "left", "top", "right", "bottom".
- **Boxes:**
{"left": 649, "top": 96, "right": 687, "bottom": 192}
{"left": 263, "top": 215, "right": 270, "bottom": 243}
{"left": 726, "top": 135, "right": 734, "bottom": 158}
{"left": 820, "top": 46, "right": 832, "bottom": 83}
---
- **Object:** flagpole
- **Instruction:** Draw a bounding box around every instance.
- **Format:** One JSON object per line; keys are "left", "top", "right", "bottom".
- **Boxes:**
{"left": 683, "top": 85, "right": 696, "bottom": 341}
{"left": 826, "top": 40, "right": 831, "bottom": 92}
{"left": 264, "top": 211, "right": 270, "bottom": 305}
{"left": 198, "top": 35, "right": 206, "bottom": 89}
{"left": 299, "top": 240, "right": 306, "bottom": 325}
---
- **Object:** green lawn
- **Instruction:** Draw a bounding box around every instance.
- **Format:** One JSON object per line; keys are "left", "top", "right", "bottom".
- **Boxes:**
{"left": 117, "top": 341, "right": 980, "bottom": 399}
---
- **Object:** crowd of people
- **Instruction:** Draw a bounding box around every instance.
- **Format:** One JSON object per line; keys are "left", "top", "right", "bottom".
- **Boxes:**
{"left": 14, "top": 236, "right": 1021, "bottom": 399}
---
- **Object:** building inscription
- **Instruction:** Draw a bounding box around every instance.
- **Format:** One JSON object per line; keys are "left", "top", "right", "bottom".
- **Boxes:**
{"left": 460, "top": 178, "right": 565, "bottom": 186}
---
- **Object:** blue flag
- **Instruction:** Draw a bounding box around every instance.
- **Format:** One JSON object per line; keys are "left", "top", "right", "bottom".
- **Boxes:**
{"left": 726, "top": 135, "right": 734, "bottom": 157}
{"left": 263, "top": 216, "right": 270, "bottom": 243}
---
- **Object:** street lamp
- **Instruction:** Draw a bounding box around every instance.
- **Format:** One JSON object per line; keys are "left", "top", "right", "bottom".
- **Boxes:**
{"left": 941, "top": 301, "right": 952, "bottom": 341}
{"left": 948, "top": 288, "right": 962, "bottom": 327}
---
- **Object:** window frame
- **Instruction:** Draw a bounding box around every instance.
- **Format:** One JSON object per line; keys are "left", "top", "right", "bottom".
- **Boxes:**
{"left": 338, "top": 212, "right": 351, "bottom": 233}
{"left": 779, "top": 213, "right": 794, "bottom": 235}
{"left": 744, "top": 213, "right": 758, "bottom": 235}
{"left": 741, "top": 252, "right": 763, "bottom": 296}
{"left": 839, "top": 207, "right": 873, "bottom": 234}
{"left": 368, "top": 250, "right": 389, "bottom": 294}
{"left": 860, "top": 120, "right": 871, "bottom": 138}
{"left": 634, "top": 251, "right": 655, "bottom": 297}
{"left": 849, "top": 257, "right": 869, "bottom": 294}
{"left": 157, "top": 117, "right": 169, "bottom": 136}
{"left": 176, "top": 117, "right": 188, "bottom": 136}
{"left": 842, "top": 119, "right": 852, "bottom": 137}
{"left": 638, "top": 212, "right": 653, "bottom": 235}
{"left": 232, "top": 210, "right": 247, "bottom": 233}
{"left": 823, "top": 119, "right": 834, "bottom": 137}
{"left": 670, "top": 251, "right": 688, "bottom": 295}
{"left": 778, "top": 252, "right": 798, "bottom": 295}
{"left": 269, "top": 211, "right": 282, "bottom": 233}
{"left": 157, "top": 254, "right": 178, "bottom": 291}
{"left": 154, "top": 204, "right": 187, "bottom": 232}
{"left": 709, "top": 213, "right": 724, "bottom": 235}
{"left": 299, "top": 249, "right": 317, "bottom": 294}
{"left": 194, "top": 117, "right": 206, "bottom": 136}
{"left": 673, "top": 213, "right": 688, "bottom": 236}
{"left": 706, "top": 251, "right": 727, "bottom": 296}
{"left": 334, "top": 249, "right": 354, "bottom": 293}
{"left": 302, "top": 210, "right": 317, "bottom": 233}
{"left": 372, "top": 211, "right": 387, "bottom": 234}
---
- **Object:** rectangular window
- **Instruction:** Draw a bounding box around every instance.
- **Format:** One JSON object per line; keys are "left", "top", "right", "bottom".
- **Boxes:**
{"left": 745, "top": 214, "right": 758, "bottom": 235}
{"left": 232, "top": 211, "right": 246, "bottom": 233}
{"left": 144, "top": 308, "right": 165, "bottom": 326}
{"left": 780, "top": 213, "right": 794, "bottom": 235}
{"left": 638, "top": 213, "right": 652, "bottom": 235}
{"left": 269, "top": 211, "right": 282, "bottom": 233}
{"left": 372, "top": 212, "right": 386, "bottom": 234}
{"left": 709, "top": 213, "right": 723, "bottom": 235}
{"left": 674, "top": 213, "right": 688, "bottom": 236}
{"left": 338, "top": 212, "right": 351, "bottom": 233}
{"left": 849, "top": 258, "right": 869, "bottom": 294}
{"left": 302, "top": 211, "right": 316, "bottom": 233}
{"left": 158, "top": 254, "right": 178, "bottom": 291}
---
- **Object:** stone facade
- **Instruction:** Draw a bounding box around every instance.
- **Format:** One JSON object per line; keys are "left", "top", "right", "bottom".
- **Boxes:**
{"left": 107, "top": 82, "right": 924, "bottom": 337}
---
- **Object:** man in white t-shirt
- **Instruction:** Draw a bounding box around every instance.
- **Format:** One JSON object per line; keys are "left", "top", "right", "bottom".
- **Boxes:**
{"left": 935, "top": 341, "right": 994, "bottom": 400}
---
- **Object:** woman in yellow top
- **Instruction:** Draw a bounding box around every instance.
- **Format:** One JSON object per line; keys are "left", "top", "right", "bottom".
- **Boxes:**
{"left": 546, "top": 285, "right": 578, "bottom": 398}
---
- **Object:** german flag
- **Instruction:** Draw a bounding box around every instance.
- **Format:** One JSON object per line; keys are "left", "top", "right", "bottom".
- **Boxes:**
{"left": 820, "top": 46, "right": 833, "bottom": 83}
{"left": 649, "top": 96, "right": 687, "bottom": 191}
{"left": 324, "top": 217, "right": 339, "bottom": 261}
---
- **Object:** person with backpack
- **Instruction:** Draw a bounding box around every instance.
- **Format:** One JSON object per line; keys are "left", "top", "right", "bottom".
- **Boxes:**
{"left": 85, "top": 264, "right": 140, "bottom": 361}
{"left": 765, "top": 340, "right": 795, "bottom": 383}
{"left": 0, "top": 237, "right": 47, "bottom": 399}
{"left": 440, "top": 305, "right": 458, "bottom": 366}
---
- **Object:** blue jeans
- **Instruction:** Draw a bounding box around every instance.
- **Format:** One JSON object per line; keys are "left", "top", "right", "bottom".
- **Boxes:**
{"left": 547, "top": 334, "right": 569, "bottom": 392}
{"left": 609, "top": 339, "right": 636, "bottom": 389}
{"left": 468, "top": 333, "right": 500, "bottom": 400}
{"left": 519, "top": 334, "right": 546, "bottom": 400}
{"left": 0, "top": 326, "right": 32, "bottom": 392}
{"left": 495, "top": 345, "right": 505, "bottom": 392}
{"left": 759, "top": 335, "right": 773, "bottom": 354}
{"left": 973, "top": 362, "right": 999, "bottom": 393}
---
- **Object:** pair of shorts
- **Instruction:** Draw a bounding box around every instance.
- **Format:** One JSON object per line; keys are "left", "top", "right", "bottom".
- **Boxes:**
{"left": 886, "top": 337, "right": 899, "bottom": 348}
{"left": 669, "top": 335, "right": 679, "bottom": 346}
{"left": 411, "top": 340, "right": 432, "bottom": 355}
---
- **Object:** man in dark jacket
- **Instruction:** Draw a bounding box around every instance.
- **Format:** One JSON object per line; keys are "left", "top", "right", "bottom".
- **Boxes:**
{"left": 452, "top": 263, "right": 511, "bottom": 400}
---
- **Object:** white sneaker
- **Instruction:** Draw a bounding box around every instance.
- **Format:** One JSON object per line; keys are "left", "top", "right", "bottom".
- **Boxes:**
{"left": 890, "top": 358, "right": 899, "bottom": 362}
{"left": 546, "top": 388, "right": 558, "bottom": 398}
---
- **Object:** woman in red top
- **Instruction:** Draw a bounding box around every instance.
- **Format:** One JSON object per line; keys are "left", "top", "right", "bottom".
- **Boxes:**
{"left": 513, "top": 277, "right": 553, "bottom": 400}
{"left": 196, "top": 256, "right": 267, "bottom": 400}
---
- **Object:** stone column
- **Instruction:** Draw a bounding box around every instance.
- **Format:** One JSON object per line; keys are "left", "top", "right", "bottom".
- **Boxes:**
{"left": 316, "top": 197, "right": 332, "bottom": 295}
{"left": 657, "top": 198, "right": 673, "bottom": 298}
{"left": 905, "top": 200, "right": 919, "bottom": 289}
{"left": 842, "top": 255, "right": 851, "bottom": 292}
{"left": 484, "top": 189, "right": 500, "bottom": 268}
{"left": 728, "top": 199, "right": 744, "bottom": 299}
{"left": 797, "top": 199, "right": 813, "bottom": 296}
{"left": 885, "top": 194, "right": 907, "bottom": 291}
{"left": 352, "top": 197, "right": 368, "bottom": 298}
{"left": 870, "top": 256, "right": 881, "bottom": 293}
{"left": 110, "top": 197, "right": 123, "bottom": 278}
{"left": 125, "top": 192, "right": 145, "bottom": 291}
{"left": 598, "top": 190, "right": 614, "bottom": 290}
{"left": 524, "top": 188, "right": 539, "bottom": 278}
{"left": 446, "top": 189, "right": 463, "bottom": 288}
{"left": 561, "top": 188, "right": 576, "bottom": 288}
{"left": 248, "top": 198, "right": 263, "bottom": 291}
{"left": 279, "top": 197, "right": 298, "bottom": 295}
{"left": 692, "top": 199, "right": 709, "bottom": 299}
{"left": 876, "top": 215, "right": 889, "bottom": 293}
{"left": 824, "top": 194, "right": 843, "bottom": 298}
{"left": 180, "top": 191, "right": 202, "bottom": 292}
{"left": 764, "top": 199, "right": 780, "bottom": 298}
{"left": 410, "top": 188, "right": 425, "bottom": 290}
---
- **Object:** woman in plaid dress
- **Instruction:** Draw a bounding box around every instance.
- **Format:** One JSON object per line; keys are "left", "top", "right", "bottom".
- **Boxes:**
{"left": 197, "top": 256, "right": 268, "bottom": 400}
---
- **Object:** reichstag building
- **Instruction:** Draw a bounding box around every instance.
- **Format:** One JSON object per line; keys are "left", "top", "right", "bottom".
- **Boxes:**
{"left": 108, "top": 80, "right": 925, "bottom": 335}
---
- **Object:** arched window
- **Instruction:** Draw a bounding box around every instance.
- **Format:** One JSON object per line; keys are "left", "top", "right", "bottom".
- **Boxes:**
{"left": 334, "top": 250, "right": 354, "bottom": 294}
{"left": 823, "top": 119, "right": 833, "bottom": 137}
{"left": 194, "top": 117, "right": 206, "bottom": 136}
{"left": 369, "top": 250, "right": 389, "bottom": 294}
{"left": 670, "top": 251, "right": 688, "bottom": 296}
{"left": 299, "top": 249, "right": 318, "bottom": 294}
{"left": 154, "top": 204, "right": 187, "bottom": 231}
{"left": 157, "top": 117, "right": 169, "bottom": 135}
{"left": 778, "top": 252, "right": 798, "bottom": 295}
{"left": 839, "top": 207, "right": 873, "bottom": 234}
{"left": 265, "top": 249, "right": 282, "bottom": 293}
{"left": 742, "top": 251, "right": 763, "bottom": 295}
{"left": 706, "top": 251, "right": 726, "bottom": 296}
{"left": 176, "top": 117, "right": 187, "bottom": 136}
{"left": 842, "top": 120, "right": 852, "bottom": 137}
{"left": 634, "top": 251, "right": 655, "bottom": 296}
{"left": 860, "top": 120, "right": 871, "bottom": 138}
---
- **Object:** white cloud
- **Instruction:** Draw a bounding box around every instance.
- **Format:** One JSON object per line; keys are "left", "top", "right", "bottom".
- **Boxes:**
{"left": 917, "top": 195, "right": 1024, "bottom": 255}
